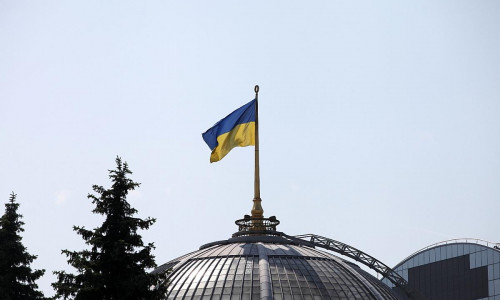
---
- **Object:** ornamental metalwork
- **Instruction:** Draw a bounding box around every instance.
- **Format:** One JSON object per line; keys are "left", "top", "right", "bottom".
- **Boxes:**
{"left": 233, "top": 215, "right": 280, "bottom": 237}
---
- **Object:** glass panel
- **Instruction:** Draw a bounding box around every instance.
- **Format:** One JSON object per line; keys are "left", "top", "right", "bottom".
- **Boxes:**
{"left": 192, "top": 259, "right": 213, "bottom": 291}
{"left": 494, "top": 263, "right": 500, "bottom": 280}
{"left": 381, "top": 278, "right": 393, "bottom": 288}
{"left": 167, "top": 262, "right": 190, "bottom": 295}
{"left": 430, "top": 248, "right": 436, "bottom": 263}
{"left": 441, "top": 246, "right": 447, "bottom": 260}
{"left": 471, "top": 253, "right": 477, "bottom": 269}
{"left": 203, "top": 258, "right": 225, "bottom": 297}
{"left": 409, "top": 257, "right": 416, "bottom": 268}
{"left": 319, "top": 258, "right": 371, "bottom": 299}
{"left": 452, "top": 244, "right": 458, "bottom": 257}
{"left": 458, "top": 244, "right": 464, "bottom": 256}
{"left": 495, "top": 279, "right": 500, "bottom": 296}
{"left": 178, "top": 260, "right": 207, "bottom": 297}
{"left": 213, "top": 287, "right": 222, "bottom": 295}
{"left": 424, "top": 251, "right": 430, "bottom": 264}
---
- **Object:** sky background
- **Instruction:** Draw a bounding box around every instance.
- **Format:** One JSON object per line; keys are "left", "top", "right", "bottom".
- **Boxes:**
{"left": 1, "top": 0, "right": 499, "bottom": 297}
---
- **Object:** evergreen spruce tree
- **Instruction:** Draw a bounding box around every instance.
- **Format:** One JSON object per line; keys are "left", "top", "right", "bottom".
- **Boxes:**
{"left": 52, "top": 157, "right": 167, "bottom": 300}
{"left": 0, "top": 192, "right": 46, "bottom": 300}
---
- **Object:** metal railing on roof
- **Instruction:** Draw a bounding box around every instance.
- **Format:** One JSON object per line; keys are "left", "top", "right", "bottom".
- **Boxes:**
{"left": 290, "top": 234, "right": 425, "bottom": 299}
{"left": 292, "top": 234, "right": 408, "bottom": 287}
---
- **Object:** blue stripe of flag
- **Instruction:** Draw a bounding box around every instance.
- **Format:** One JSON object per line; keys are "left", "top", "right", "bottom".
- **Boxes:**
{"left": 202, "top": 99, "right": 256, "bottom": 150}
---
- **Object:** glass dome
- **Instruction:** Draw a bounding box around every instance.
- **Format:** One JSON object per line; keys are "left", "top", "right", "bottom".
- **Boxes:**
{"left": 154, "top": 230, "right": 405, "bottom": 300}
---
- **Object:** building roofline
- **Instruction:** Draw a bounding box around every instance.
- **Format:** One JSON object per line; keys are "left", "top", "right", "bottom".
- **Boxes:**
{"left": 395, "top": 238, "right": 500, "bottom": 269}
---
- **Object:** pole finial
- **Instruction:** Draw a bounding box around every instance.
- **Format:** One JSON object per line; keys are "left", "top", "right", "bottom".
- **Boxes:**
{"left": 254, "top": 85, "right": 259, "bottom": 94}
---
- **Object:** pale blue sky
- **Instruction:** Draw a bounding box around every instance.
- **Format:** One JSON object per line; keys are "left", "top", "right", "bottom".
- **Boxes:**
{"left": 1, "top": 1, "right": 499, "bottom": 296}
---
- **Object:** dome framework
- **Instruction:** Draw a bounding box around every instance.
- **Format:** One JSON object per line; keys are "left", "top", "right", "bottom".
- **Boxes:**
{"left": 154, "top": 216, "right": 418, "bottom": 300}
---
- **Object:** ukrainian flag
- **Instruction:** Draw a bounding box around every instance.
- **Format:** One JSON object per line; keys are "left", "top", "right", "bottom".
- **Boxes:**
{"left": 202, "top": 100, "right": 256, "bottom": 162}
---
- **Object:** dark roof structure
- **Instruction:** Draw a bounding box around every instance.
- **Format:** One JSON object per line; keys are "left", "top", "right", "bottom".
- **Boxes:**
{"left": 154, "top": 216, "right": 417, "bottom": 300}
{"left": 382, "top": 239, "right": 500, "bottom": 300}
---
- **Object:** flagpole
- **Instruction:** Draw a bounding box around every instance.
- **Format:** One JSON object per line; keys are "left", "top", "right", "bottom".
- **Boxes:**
{"left": 251, "top": 85, "right": 263, "bottom": 219}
